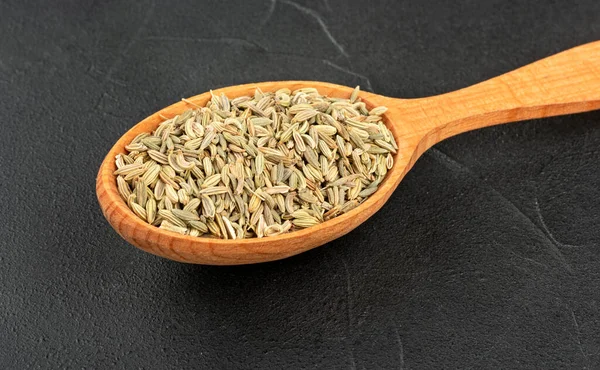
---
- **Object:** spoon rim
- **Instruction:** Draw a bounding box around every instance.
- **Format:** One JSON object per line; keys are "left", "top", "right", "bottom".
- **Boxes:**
{"left": 96, "top": 80, "right": 411, "bottom": 261}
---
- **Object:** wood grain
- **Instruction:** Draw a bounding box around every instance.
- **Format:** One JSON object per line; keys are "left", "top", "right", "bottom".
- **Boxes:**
{"left": 97, "top": 41, "right": 600, "bottom": 265}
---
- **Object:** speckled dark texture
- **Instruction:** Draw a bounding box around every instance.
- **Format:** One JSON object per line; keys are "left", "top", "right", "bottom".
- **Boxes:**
{"left": 1, "top": 0, "right": 600, "bottom": 368}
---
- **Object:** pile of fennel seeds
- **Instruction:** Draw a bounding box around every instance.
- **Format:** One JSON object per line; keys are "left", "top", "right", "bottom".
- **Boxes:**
{"left": 114, "top": 86, "right": 396, "bottom": 239}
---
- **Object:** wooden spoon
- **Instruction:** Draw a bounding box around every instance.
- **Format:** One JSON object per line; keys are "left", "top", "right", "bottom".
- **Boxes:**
{"left": 97, "top": 41, "right": 600, "bottom": 265}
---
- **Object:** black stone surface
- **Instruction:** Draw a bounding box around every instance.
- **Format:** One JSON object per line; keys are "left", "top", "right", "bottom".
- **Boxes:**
{"left": 1, "top": 0, "right": 599, "bottom": 368}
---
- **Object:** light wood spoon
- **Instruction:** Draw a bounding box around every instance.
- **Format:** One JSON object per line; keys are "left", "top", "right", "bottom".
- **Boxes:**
{"left": 97, "top": 41, "right": 600, "bottom": 265}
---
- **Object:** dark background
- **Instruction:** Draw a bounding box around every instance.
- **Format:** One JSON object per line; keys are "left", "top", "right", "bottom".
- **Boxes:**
{"left": 1, "top": 0, "right": 599, "bottom": 368}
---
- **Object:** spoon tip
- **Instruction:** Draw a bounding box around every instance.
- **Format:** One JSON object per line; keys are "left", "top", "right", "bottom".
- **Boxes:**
{"left": 97, "top": 81, "right": 412, "bottom": 265}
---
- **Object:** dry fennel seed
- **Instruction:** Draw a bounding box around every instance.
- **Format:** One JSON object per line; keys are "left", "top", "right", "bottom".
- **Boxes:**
{"left": 114, "top": 86, "right": 397, "bottom": 239}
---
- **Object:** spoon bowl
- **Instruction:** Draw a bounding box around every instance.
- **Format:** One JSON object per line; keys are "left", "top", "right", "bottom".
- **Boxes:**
{"left": 97, "top": 41, "right": 600, "bottom": 264}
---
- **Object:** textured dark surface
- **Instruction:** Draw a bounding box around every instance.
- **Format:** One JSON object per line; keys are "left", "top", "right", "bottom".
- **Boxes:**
{"left": 1, "top": 0, "right": 600, "bottom": 368}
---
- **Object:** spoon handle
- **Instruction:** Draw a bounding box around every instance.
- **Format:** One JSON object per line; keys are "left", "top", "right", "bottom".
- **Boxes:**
{"left": 403, "top": 41, "right": 600, "bottom": 144}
